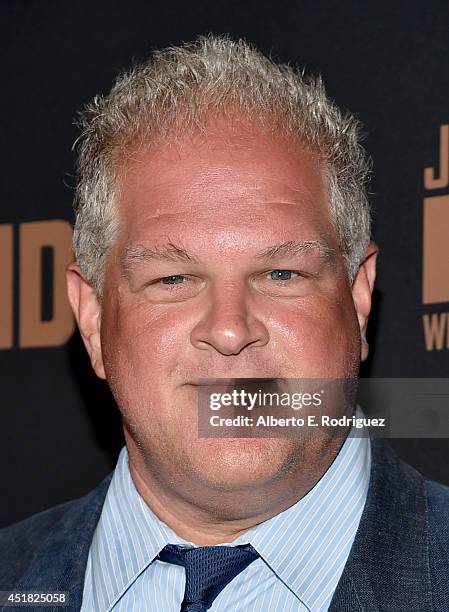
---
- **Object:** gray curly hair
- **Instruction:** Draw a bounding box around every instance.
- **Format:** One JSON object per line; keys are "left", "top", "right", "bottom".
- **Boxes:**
{"left": 73, "top": 34, "right": 371, "bottom": 295}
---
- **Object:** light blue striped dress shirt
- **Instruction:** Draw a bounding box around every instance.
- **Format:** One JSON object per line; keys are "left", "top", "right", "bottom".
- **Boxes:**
{"left": 81, "top": 411, "right": 371, "bottom": 611}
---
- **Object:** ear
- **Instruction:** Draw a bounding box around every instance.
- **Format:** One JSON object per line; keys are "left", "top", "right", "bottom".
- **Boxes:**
{"left": 351, "top": 241, "right": 378, "bottom": 362}
{"left": 66, "top": 262, "right": 106, "bottom": 379}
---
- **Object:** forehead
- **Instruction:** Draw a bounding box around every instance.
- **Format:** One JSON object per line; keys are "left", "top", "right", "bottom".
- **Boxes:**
{"left": 114, "top": 123, "right": 335, "bottom": 251}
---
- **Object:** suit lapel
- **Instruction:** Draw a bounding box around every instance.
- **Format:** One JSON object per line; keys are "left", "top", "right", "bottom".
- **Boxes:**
{"left": 16, "top": 472, "right": 113, "bottom": 611}
{"left": 329, "top": 437, "right": 432, "bottom": 611}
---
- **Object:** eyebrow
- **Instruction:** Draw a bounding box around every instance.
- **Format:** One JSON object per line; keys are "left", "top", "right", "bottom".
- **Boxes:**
{"left": 122, "top": 242, "right": 199, "bottom": 268}
{"left": 122, "top": 238, "right": 336, "bottom": 271}
{"left": 255, "top": 240, "right": 336, "bottom": 263}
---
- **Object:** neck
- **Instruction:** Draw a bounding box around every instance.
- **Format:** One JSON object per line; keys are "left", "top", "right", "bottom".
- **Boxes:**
{"left": 126, "top": 435, "right": 347, "bottom": 546}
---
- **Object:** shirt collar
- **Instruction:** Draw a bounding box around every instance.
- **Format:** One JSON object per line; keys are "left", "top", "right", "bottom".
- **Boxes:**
{"left": 232, "top": 410, "right": 371, "bottom": 609}
{"left": 87, "top": 446, "right": 188, "bottom": 610}
{"left": 89, "top": 406, "right": 370, "bottom": 611}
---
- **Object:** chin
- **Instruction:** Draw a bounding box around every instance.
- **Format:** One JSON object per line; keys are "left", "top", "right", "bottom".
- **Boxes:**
{"left": 190, "top": 437, "right": 298, "bottom": 491}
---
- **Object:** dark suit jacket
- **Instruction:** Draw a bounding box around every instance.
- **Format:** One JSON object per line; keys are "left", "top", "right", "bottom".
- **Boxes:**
{"left": 1, "top": 438, "right": 449, "bottom": 611}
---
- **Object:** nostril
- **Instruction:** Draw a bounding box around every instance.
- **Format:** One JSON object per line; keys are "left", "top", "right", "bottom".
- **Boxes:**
{"left": 190, "top": 300, "right": 270, "bottom": 355}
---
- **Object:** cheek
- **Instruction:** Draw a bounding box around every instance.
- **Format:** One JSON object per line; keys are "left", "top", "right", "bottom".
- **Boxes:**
{"left": 266, "top": 293, "right": 360, "bottom": 376}
{"left": 99, "top": 298, "right": 193, "bottom": 433}
{"left": 100, "top": 294, "right": 189, "bottom": 379}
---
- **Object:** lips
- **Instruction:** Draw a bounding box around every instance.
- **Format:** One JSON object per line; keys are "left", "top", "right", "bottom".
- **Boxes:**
{"left": 187, "top": 378, "right": 279, "bottom": 387}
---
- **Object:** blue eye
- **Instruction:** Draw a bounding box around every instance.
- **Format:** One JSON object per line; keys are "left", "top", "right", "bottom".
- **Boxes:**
{"left": 161, "top": 275, "right": 185, "bottom": 285}
{"left": 269, "top": 270, "right": 294, "bottom": 281}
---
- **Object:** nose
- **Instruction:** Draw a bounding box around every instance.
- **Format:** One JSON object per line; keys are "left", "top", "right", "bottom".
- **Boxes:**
{"left": 190, "top": 282, "right": 269, "bottom": 355}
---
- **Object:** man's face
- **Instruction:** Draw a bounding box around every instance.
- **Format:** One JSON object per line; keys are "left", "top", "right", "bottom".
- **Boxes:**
{"left": 69, "top": 121, "right": 375, "bottom": 511}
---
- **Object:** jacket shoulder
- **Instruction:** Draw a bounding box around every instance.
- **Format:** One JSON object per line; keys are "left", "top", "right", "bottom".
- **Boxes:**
{"left": 0, "top": 473, "right": 113, "bottom": 588}
{"left": 426, "top": 478, "right": 449, "bottom": 609}
{"left": 0, "top": 497, "right": 86, "bottom": 560}
{"left": 427, "top": 478, "right": 449, "bottom": 512}
{"left": 426, "top": 478, "right": 449, "bottom": 545}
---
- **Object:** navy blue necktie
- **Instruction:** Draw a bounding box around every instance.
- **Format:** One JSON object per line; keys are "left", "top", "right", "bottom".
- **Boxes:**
{"left": 157, "top": 543, "right": 259, "bottom": 611}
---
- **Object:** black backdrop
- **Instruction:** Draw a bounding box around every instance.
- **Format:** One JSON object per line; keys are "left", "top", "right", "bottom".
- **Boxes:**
{"left": 1, "top": 1, "right": 448, "bottom": 528}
